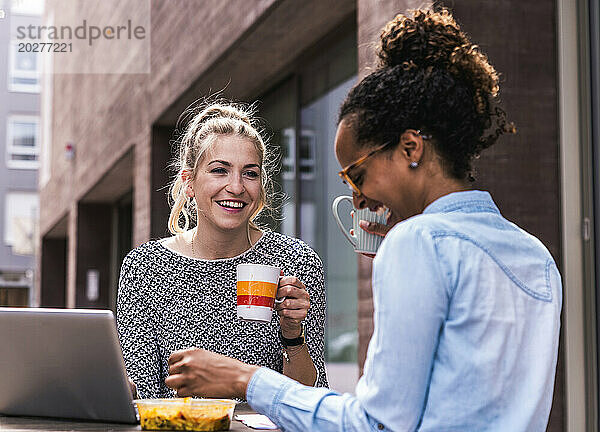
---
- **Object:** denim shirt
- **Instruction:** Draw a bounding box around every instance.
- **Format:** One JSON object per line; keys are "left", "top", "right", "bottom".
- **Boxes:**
{"left": 247, "top": 190, "right": 562, "bottom": 432}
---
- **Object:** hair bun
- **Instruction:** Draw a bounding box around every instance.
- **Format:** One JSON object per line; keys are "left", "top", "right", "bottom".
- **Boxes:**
{"left": 379, "top": 9, "right": 500, "bottom": 114}
{"left": 197, "top": 103, "right": 253, "bottom": 127}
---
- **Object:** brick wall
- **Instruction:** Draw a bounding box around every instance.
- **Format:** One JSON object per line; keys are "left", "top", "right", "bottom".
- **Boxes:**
{"left": 37, "top": 0, "right": 279, "bottom": 299}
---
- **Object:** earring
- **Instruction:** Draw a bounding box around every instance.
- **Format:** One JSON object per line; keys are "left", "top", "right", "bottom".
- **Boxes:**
{"left": 409, "top": 162, "right": 418, "bottom": 169}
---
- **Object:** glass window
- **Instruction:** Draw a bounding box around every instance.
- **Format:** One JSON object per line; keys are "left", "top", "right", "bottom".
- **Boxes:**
{"left": 4, "top": 192, "right": 39, "bottom": 256}
{"left": 299, "top": 31, "right": 357, "bottom": 363}
{"left": 0, "top": 287, "right": 30, "bottom": 307}
{"left": 9, "top": 41, "right": 41, "bottom": 93}
{"left": 259, "top": 78, "right": 298, "bottom": 236}
{"left": 259, "top": 29, "right": 359, "bottom": 364}
{"left": 7, "top": 115, "right": 40, "bottom": 169}
{"left": 10, "top": 0, "right": 44, "bottom": 16}
{"left": 299, "top": 131, "right": 316, "bottom": 180}
{"left": 299, "top": 76, "right": 358, "bottom": 362}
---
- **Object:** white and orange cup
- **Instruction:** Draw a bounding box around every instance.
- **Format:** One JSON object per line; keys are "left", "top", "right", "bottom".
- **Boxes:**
{"left": 236, "top": 263, "right": 282, "bottom": 323}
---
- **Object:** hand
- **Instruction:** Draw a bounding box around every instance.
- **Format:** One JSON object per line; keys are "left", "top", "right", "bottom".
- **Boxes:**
{"left": 127, "top": 377, "right": 138, "bottom": 399}
{"left": 358, "top": 219, "right": 391, "bottom": 237}
{"left": 350, "top": 210, "right": 400, "bottom": 258}
{"left": 275, "top": 274, "right": 309, "bottom": 339}
{"left": 165, "top": 348, "right": 259, "bottom": 399}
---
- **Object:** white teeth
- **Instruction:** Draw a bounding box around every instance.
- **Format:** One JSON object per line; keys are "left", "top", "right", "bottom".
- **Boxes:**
{"left": 218, "top": 200, "right": 244, "bottom": 208}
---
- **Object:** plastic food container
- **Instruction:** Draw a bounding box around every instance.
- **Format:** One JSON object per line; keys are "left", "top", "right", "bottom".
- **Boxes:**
{"left": 134, "top": 398, "right": 237, "bottom": 431}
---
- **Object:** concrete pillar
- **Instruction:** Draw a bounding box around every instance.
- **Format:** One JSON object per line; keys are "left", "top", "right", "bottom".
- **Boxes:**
{"left": 66, "top": 203, "right": 77, "bottom": 308}
{"left": 133, "top": 130, "right": 152, "bottom": 248}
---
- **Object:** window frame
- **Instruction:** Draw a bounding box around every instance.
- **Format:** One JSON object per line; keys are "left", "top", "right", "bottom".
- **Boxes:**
{"left": 3, "top": 191, "right": 39, "bottom": 252}
{"left": 298, "top": 129, "right": 316, "bottom": 181}
{"left": 10, "top": 0, "right": 44, "bottom": 16}
{"left": 6, "top": 114, "right": 41, "bottom": 170}
{"left": 8, "top": 40, "right": 41, "bottom": 93}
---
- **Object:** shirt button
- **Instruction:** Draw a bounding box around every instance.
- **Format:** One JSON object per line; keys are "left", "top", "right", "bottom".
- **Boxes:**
{"left": 378, "top": 424, "right": 385, "bottom": 430}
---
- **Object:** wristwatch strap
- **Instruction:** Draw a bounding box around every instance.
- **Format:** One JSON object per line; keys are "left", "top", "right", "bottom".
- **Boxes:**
{"left": 280, "top": 324, "right": 305, "bottom": 347}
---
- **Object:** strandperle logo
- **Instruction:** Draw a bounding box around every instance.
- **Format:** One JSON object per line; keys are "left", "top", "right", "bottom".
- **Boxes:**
{"left": 16, "top": 19, "right": 146, "bottom": 46}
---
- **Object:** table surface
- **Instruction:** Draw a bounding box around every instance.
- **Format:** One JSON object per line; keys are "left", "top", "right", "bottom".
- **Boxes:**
{"left": 0, "top": 403, "right": 280, "bottom": 431}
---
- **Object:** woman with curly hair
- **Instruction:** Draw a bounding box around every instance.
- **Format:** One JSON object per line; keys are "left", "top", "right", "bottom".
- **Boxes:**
{"left": 164, "top": 9, "right": 561, "bottom": 431}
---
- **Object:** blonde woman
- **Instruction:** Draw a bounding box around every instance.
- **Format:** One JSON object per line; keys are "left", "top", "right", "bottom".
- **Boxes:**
{"left": 117, "top": 102, "right": 327, "bottom": 399}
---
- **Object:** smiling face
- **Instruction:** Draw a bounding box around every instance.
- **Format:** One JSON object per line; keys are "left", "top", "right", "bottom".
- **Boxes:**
{"left": 189, "top": 134, "right": 263, "bottom": 234}
{"left": 334, "top": 118, "right": 422, "bottom": 221}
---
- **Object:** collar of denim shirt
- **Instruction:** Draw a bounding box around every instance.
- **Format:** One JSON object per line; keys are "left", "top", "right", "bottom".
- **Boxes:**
{"left": 422, "top": 190, "right": 500, "bottom": 215}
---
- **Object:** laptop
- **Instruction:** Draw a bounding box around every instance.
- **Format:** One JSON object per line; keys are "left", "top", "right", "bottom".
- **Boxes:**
{"left": 0, "top": 308, "right": 137, "bottom": 423}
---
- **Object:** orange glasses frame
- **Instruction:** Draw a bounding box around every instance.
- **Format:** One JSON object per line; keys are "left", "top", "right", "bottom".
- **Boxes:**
{"left": 337, "top": 141, "right": 394, "bottom": 195}
{"left": 337, "top": 130, "right": 429, "bottom": 195}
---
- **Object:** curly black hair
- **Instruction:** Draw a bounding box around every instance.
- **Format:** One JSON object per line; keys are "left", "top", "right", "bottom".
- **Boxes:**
{"left": 339, "top": 9, "right": 515, "bottom": 180}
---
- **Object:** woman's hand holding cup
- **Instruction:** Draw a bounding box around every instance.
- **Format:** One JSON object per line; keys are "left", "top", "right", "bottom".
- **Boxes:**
{"left": 357, "top": 219, "right": 391, "bottom": 237}
{"left": 275, "top": 273, "right": 310, "bottom": 338}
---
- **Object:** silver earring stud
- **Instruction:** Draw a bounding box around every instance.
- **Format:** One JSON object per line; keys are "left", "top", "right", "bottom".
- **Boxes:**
{"left": 410, "top": 162, "right": 418, "bottom": 169}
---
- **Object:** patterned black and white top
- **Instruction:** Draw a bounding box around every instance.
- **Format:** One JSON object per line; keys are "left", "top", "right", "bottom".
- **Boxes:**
{"left": 116, "top": 230, "right": 328, "bottom": 399}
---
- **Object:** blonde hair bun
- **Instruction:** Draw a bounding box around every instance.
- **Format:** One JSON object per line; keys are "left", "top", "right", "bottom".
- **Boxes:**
{"left": 195, "top": 104, "right": 253, "bottom": 127}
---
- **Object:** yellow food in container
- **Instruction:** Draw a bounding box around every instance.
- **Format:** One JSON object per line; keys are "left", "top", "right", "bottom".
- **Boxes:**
{"left": 134, "top": 397, "right": 236, "bottom": 431}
